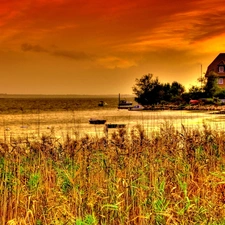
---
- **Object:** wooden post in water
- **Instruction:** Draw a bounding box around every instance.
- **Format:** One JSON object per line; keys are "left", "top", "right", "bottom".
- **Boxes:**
{"left": 118, "top": 93, "right": 120, "bottom": 106}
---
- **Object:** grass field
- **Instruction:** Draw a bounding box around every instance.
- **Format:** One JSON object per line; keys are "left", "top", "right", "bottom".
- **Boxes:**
{"left": 1, "top": 123, "right": 225, "bottom": 224}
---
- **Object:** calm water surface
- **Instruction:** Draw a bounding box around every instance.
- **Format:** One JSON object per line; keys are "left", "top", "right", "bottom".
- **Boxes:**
{"left": 0, "top": 96, "right": 224, "bottom": 141}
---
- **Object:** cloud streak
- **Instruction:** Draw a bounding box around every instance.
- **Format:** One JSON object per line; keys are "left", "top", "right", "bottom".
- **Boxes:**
{"left": 21, "top": 43, "right": 48, "bottom": 53}
{"left": 21, "top": 43, "right": 92, "bottom": 60}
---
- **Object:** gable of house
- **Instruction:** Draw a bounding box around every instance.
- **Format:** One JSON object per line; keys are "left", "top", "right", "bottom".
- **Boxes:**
{"left": 205, "top": 53, "right": 225, "bottom": 87}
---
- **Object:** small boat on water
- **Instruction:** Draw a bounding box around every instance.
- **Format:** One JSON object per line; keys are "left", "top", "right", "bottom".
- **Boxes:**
{"left": 128, "top": 105, "right": 144, "bottom": 111}
{"left": 118, "top": 93, "right": 133, "bottom": 109}
{"left": 119, "top": 99, "right": 132, "bottom": 106}
{"left": 98, "top": 100, "right": 108, "bottom": 107}
{"left": 89, "top": 118, "right": 106, "bottom": 124}
{"left": 105, "top": 123, "right": 126, "bottom": 129}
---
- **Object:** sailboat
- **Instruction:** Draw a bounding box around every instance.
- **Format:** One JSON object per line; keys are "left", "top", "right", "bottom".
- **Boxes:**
{"left": 118, "top": 93, "right": 133, "bottom": 109}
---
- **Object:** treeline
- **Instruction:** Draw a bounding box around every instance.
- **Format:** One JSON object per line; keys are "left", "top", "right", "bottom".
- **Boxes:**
{"left": 132, "top": 72, "right": 225, "bottom": 106}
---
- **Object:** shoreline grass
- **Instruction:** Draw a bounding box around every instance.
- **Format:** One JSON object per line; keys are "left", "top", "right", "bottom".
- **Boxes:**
{"left": 1, "top": 124, "right": 225, "bottom": 224}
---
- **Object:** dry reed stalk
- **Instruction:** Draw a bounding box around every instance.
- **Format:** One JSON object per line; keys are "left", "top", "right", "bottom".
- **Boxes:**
{"left": 2, "top": 125, "right": 225, "bottom": 224}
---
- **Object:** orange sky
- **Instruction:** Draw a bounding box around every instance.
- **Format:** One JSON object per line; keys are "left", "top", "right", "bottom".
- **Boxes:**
{"left": 1, "top": 0, "right": 225, "bottom": 95}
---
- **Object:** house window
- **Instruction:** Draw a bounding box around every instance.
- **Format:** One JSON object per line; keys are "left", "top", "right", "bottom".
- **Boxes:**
{"left": 219, "top": 66, "right": 224, "bottom": 73}
{"left": 218, "top": 78, "right": 223, "bottom": 84}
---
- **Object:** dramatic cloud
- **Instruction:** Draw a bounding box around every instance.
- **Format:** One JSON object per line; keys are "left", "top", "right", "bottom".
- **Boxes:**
{"left": 0, "top": 0, "right": 225, "bottom": 94}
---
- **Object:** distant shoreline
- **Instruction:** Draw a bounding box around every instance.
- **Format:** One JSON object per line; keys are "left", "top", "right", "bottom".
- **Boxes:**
{"left": 0, "top": 94, "right": 135, "bottom": 99}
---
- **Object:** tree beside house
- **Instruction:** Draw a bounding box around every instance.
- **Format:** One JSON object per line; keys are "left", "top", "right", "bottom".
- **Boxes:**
{"left": 132, "top": 54, "right": 225, "bottom": 107}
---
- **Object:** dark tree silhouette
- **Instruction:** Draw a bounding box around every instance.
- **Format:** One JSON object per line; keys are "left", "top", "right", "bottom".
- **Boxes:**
{"left": 132, "top": 74, "right": 185, "bottom": 105}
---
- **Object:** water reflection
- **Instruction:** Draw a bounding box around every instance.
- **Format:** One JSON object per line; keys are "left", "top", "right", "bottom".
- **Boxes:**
{"left": 1, "top": 109, "right": 225, "bottom": 142}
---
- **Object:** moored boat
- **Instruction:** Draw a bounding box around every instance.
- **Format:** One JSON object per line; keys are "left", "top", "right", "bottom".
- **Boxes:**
{"left": 98, "top": 100, "right": 108, "bottom": 106}
{"left": 89, "top": 118, "right": 106, "bottom": 124}
{"left": 128, "top": 104, "right": 144, "bottom": 111}
{"left": 105, "top": 123, "right": 126, "bottom": 128}
{"left": 118, "top": 93, "right": 132, "bottom": 109}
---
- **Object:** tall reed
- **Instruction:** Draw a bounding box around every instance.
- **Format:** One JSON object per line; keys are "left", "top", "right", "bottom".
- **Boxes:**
{"left": 1, "top": 124, "right": 225, "bottom": 224}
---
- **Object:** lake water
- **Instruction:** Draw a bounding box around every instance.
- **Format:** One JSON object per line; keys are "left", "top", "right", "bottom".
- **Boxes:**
{"left": 0, "top": 96, "right": 225, "bottom": 142}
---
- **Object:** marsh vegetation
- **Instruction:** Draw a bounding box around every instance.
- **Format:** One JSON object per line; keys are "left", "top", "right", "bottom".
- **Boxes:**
{"left": 1, "top": 122, "right": 225, "bottom": 224}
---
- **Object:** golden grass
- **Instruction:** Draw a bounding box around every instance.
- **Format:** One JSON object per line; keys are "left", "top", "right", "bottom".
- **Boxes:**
{"left": 1, "top": 123, "right": 225, "bottom": 224}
